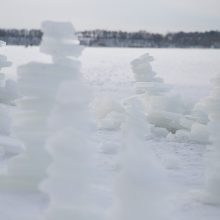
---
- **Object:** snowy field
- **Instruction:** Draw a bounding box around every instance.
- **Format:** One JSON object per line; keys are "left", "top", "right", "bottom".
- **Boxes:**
{"left": 1, "top": 46, "right": 220, "bottom": 220}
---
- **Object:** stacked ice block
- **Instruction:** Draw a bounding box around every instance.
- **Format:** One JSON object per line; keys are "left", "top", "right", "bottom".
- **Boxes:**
{"left": 0, "top": 21, "right": 83, "bottom": 191}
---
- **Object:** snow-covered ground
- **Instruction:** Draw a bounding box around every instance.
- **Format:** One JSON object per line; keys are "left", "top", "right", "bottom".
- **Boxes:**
{"left": 1, "top": 46, "right": 220, "bottom": 220}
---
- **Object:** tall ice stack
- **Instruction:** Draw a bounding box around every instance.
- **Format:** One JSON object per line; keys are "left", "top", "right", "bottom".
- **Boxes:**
{"left": 0, "top": 21, "right": 83, "bottom": 191}
{"left": 111, "top": 100, "right": 170, "bottom": 220}
{"left": 131, "top": 53, "right": 186, "bottom": 133}
{"left": 38, "top": 24, "right": 101, "bottom": 219}
{"left": 40, "top": 81, "right": 100, "bottom": 220}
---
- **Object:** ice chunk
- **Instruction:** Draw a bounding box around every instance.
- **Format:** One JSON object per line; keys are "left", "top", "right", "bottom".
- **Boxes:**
{"left": 94, "top": 97, "right": 125, "bottom": 121}
{"left": 131, "top": 53, "right": 154, "bottom": 66}
{"left": 41, "top": 21, "right": 76, "bottom": 40}
{"left": 131, "top": 53, "right": 159, "bottom": 83}
{"left": 40, "top": 37, "right": 83, "bottom": 57}
{"left": 147, "top": 110, "right": 182, "bottom": 132}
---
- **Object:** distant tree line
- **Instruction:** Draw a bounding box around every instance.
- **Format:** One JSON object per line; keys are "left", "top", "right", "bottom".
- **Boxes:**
{"left": 0, "top": 29, "right": 42, "bottom": 46}
{"left": 0, "top": 28, "right": 220, "bottom": 48}
{"left": 79, "top": 30, "right": 220, "bottom": 48}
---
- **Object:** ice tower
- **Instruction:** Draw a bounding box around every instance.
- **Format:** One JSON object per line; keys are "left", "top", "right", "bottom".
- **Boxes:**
{"left": 38, "top": 24, "right": 101, "bottom": 220}
{"left": 40, "top": 80, "right": 101, "bottom": 220}
{"left": 131, "top": 53, "right": 186, "bottom": 133}
{"left": 0, "top": 21, "right": 83, "bottom": 191}
{"left": 110, "top": 100, "right": 170, "bottom": 220}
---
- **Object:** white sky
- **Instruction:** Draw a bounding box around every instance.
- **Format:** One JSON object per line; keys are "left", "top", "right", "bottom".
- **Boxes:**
{"left": 0, "top": 0, "right": 219, "bottom": 32}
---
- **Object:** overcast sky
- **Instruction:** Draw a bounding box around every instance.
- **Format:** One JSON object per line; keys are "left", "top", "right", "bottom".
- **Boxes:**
{"left": 0, "top": 0, "right": 219, "bottom": 32}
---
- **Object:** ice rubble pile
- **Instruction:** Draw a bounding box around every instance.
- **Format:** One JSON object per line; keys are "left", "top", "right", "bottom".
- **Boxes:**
{"left": 111, "top": 100, "right": 170, "bottom": 220}
{"left": 131, "top": 53, "right": 209, "bottom": 143}
{"left": 167, "top": 94, "right": 209, "bottom": 144}
{"left": 166, "top": 92, "right": 209, "bottom": 144}
{"left": 200, "top": 74, "right": 220, "bottom": 205}
{"left": 0, "top": 21, "right": 83, "bottom": 191}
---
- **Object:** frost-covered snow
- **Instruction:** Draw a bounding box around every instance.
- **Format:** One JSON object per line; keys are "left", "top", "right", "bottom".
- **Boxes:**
{"left": 0, "top": 47, "right": 220, "bottom": 220}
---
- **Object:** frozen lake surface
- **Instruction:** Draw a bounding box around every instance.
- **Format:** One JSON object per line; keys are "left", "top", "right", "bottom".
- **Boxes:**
{"left": 3, "top": 46, "right": 220, "bottom": 101}
{"left": 1, "top": 46, "right": 220, "bottom": 220}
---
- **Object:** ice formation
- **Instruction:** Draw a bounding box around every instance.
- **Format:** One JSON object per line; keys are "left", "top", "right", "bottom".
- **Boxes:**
{"left": 131, "top": 53, "right": 188, "bottom": 133}
{"left": 39, "top": 24, "right": 101, "bottom": 220}
{"left": 200, "top": 74, "right": 220, "bottom": 205}
{"left": 130, "top": 52, "right": 209, "bottom": 144}
{"left": 131, "top": 53, "right": 163, "bottom": 89}
{"left": 40, "top": 81, "right": 101, "bottom": 220}
{"left": 187, "top": 98, "right": 210, "bottom": 144}
{"left": 110, "top": 99, "right": 170, "bottom": 220}
{"left": 168, "top": 102, "right": 209, "bottom": 144}
{"left": 93, "top": 97, "right": 125, "bottom": 130}
{"left": 0, "top": 21, "right": 83, "bottom": 191}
